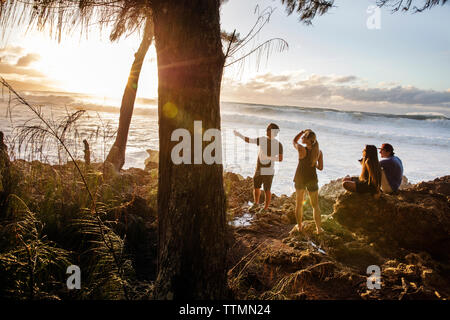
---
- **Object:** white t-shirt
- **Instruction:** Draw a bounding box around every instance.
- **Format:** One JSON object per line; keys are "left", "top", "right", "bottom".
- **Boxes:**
{"left": 255, "top": 136, "right": 283, "bottom": 176}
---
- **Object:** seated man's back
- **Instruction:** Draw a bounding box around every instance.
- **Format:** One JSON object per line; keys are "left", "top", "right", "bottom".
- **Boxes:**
{"left": 380, "top": 155, "right": 403, "bottom": 192}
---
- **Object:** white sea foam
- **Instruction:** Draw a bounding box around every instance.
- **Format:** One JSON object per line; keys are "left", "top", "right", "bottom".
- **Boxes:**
{"left": 1, "top": 92, "right": 448, "bottom": 196}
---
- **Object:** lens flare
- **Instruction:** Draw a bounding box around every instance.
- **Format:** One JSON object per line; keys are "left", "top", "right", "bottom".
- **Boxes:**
{"left": 163, "top": 102, "right": 178, "bottom": 118}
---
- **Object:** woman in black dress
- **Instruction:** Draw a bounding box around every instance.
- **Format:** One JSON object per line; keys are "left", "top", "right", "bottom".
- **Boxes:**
{"left": 292, "top": 129, "right": 323, "bottom": 235}
{"left": 342, "top": 145, "right": 381, "bottom": 199}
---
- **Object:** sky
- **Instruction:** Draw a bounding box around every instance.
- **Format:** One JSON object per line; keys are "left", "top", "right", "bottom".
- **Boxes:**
{"left": 0, "top": 0, "right": 449, "bottom": 115}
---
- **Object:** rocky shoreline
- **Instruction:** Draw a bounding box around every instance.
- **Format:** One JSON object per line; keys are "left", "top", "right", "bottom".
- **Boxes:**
{"left": 224, "top": 171, "right": 450, "bottom": 299}
{"left": 1, "top": 148, "right": 448, "bottom": 299}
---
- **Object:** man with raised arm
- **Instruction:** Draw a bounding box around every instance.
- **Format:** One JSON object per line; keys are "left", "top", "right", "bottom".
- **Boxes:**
{"left": 234, "top": 123, "right": 283, "bottom": 213}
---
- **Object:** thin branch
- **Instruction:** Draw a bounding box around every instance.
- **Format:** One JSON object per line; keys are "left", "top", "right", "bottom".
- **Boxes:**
{"left": 377, "top": 0, "right": 448, "bottom": 12}
{"left": 223, "top": 6, "right": 289, "bottom": 71}
{"left": 0, "top": 77, "right": 130, "bottom": 299}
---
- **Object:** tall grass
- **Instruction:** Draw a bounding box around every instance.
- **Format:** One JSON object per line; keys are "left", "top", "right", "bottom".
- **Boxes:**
{"left": 0, "top": 195, "right": 71, "bottom": 299}
{"left": 0, "top": 78, "right": 154, "bottom": 299}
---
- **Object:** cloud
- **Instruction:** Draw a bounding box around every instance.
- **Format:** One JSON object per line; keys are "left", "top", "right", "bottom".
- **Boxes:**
{"left": 296, "top": 74, "right": 359, "bottom": 86}
{"left": 243, "top": 80, "right": 271, "bottom": 91}
{"left": 378, "top": 81, "right": 399, "bottom": 88}
{"left": 16, "top": 53, "right": 41, "bottom": 67}
{"left": 0, "top": 79, "right": 58, "bottom": 92}
{"left": 255, "top": 73, "right": 291, "bottom": 83}
{"left": 296, "top": 74, "right": 331, "bottom": 86}
{"left": 335, "top": 86, "right": 450, "bottom": 106}
{"left": 0, "top": 48, "right": 46, "bottom": 82}
{"left": 0, "top": 46, "right": 24, "bottom": 55}
{"left": 222, "top": 72, "right": 450, "bottom": 109}
{"left": 333, "top": 75, "right": 357, "bottom": 83}
{"left": 0, "top": 62, "right": 46, "bottom": 78}
{"left": 0, "top": 46, "right": 26, "bottom": 64}
{"left": 289, "top": 84, "right": 332, "bottom": 99}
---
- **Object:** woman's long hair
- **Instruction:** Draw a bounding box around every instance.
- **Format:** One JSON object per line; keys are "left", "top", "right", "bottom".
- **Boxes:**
{"left": 304, "top": 130, "right": 319, "bottom": 167}
{"left": 360, "top": 145, "right": 381, "bottom": 189}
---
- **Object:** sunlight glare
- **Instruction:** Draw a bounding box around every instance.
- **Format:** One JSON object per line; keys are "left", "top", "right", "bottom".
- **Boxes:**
{"left": 20, "top": 32, "right": 158, "bottom": 99}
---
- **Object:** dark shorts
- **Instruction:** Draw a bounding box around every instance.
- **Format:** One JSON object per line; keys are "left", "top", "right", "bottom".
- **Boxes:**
{"left": 352, "top": 177, "right": 378, "bottom": 194}
{"left": 294, "top": 179, "right": 319, "bottom": 192}
{"left": 254, "top": 174, "right": 274, "bottom": 191}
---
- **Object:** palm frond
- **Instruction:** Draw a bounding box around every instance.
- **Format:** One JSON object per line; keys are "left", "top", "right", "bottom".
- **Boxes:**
{"left": 280, "top": 0, "right": 334, "bottom": 25}
{"left": 223, "top": 7, "right": 289, "bottom": 70}
{"left": 72, "top": 208, "right": 133, "bottom": 299}
{"left": 0, "top": 0, "right": 152, "bottom": 43}
{"left": 377, "top": 0, "right": 448, "bottom": 12}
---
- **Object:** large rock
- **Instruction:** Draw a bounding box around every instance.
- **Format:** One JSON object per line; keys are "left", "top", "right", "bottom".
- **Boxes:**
{"left": 319, "top": 178, "right": 346, "bottom": 202}
{"left": 333, "top": 176, "right": 450, "bottom": 258}
{"left": 223, "top": 171, "right": 254, "bottom": 209}
{"left": 319, "top": 176, "right": 412, "bottom": 202}
{"left": 413, "top": 176, "right": 450, "bottom": 197}
{"left": 144, "top": 149, "right": 159, "bottom": 171}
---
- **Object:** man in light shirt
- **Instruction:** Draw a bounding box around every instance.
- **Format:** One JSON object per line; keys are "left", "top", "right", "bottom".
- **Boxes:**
{"left": 234, "top": 123, "right": 283, "bottom": 213}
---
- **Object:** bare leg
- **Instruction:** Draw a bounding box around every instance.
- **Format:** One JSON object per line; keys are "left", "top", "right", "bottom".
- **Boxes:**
{"left": 264, "top": 190, "right": 271, "bottom": 209}
{"left": 253, "top": 188, "right": 261, "bottom": 205}
{"left": 295, "top": 189, "right": 305, "bottom": 231}
{"left": 308, "top": 190, "right": 321, "bottom": 234}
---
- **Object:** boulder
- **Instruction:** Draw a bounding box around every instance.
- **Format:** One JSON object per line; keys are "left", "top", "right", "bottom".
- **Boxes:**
{"left": 144, "top": 149, "right": 159, "bottom": 171}
{"left": 319, "top": 178, "right": 346, "bottom": 203}
{"left": 319, "top": 175, "right": 412, "bottom": 202}
{"left": 399, "top": 176, "right": 413, "bottom": 190}
{"left": 411, "top": 176, "right": 450, "bottom": 197}
{"left": 223, "top": 172, "right": 256, "bottom": 208}
{"left": 333, "top": 176, "right": 450, "bottom": 258}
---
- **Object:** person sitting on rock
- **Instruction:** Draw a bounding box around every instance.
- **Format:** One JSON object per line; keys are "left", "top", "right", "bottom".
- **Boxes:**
{"left": 342, "top": 145, "right": 381, "bottom": 199}
{"left": 292, "top": 129, "right": 323, "bottom": 235}
{"left": 378, "top": 143, "right": 403, "bottom": 193}
{"left": 234, "top": 123, "right": 283, "bottom": 213}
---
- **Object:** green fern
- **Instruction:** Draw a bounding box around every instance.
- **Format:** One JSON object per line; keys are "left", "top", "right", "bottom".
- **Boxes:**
{"left": 0, "top": 195, "right": 71, "bottom": 299}
{"left": 72, "top": 206, "right": 134, "bottom": 299}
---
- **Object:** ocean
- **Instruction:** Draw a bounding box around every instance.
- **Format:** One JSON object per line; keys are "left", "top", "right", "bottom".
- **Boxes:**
{"left": 1, "top": 91, "right": 449, "bottom": 196}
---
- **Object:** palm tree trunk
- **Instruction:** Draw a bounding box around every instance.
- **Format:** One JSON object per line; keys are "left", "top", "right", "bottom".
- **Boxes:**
{"left": 152, "top": 0, "right": 227, "bottom": 299}
{"left": 105, "top": 18, "right": 154, "bottom": 171}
